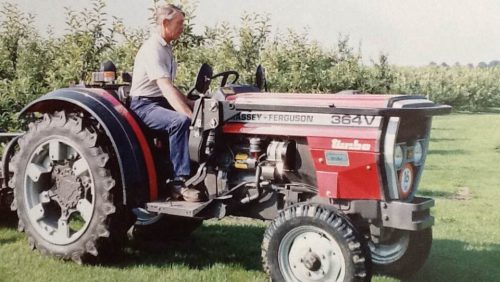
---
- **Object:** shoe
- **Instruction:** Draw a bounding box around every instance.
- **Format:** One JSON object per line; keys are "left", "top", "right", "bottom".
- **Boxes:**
{"left": 170, "top": 180, "right": 202, "bottom": 202}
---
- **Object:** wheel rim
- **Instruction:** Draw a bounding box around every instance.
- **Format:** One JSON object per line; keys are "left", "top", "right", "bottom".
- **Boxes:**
{"left": 24, "top": 139, "right": 95, "bottom": 245}
{"left": 278, "top": 225, "right": 345, "bottom": 282}
{"left": 132, "top": 208, "right": 163, "bottom": 226}
{"left": 369, "top": 230, "right": 410, "bottom": 264}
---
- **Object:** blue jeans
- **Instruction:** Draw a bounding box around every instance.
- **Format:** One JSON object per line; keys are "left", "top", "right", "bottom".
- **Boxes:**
{"left": 130, "top": 96, "right": 191, "bottom": 178}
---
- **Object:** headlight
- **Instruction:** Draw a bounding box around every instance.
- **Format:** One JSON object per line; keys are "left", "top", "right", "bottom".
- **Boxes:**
{"left": 398, "top": 163, "right": 414, "bottom": 198}
{"left": 394, "top": 145, "right": 404, "bottom": 169}
{"left": 413, "top": 141, "right": 424, "bottom": 164}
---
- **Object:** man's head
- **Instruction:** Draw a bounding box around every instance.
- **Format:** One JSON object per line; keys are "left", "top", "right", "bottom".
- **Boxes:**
{"left": 155, "top": 4, "right": 185, "bottom": 43}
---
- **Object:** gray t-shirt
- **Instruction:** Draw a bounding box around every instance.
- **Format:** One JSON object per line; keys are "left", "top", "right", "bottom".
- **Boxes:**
{"left": 130, "top": 33, "right": 177, "bottom": 97}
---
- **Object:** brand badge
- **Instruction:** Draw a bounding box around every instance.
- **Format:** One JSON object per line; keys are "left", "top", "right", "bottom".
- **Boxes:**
{"left": 331, "top": 139, "right": 371, "bottom": 151}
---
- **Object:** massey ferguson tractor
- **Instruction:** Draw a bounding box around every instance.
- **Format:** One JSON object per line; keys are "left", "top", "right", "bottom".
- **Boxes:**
{"left": 0, "top": 63, "right": 450, "bottom": 281}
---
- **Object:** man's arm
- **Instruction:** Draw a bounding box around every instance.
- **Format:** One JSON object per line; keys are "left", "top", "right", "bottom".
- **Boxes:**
{"left": 156, "top": 78, "right": 193, "bottom": 118}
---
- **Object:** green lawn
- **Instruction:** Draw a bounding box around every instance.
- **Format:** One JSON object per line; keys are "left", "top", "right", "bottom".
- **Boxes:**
{"left": 0, "top": 113, "right": 499, "bottom": 282}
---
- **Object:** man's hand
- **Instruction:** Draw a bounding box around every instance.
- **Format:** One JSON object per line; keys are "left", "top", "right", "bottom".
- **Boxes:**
{"left": 156, "top": 78, "right": 193, "bottom": 118}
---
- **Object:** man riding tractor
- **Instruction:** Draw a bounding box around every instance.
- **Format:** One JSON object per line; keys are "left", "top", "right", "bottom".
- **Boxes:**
{"left": 129, "top": 4, "right": 201, "bottom": 202}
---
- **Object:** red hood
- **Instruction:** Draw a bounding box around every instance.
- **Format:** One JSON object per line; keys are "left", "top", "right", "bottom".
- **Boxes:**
{"left": 226, "top": 92, "right": 402, "bottom": 108}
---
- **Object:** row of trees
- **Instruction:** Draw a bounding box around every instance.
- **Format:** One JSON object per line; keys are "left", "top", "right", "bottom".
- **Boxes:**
{"left": 1, "top": 0, "right": 499, "bottom": 130}
{"left": 429, "top": 61, "right": 500, "bottom": 68}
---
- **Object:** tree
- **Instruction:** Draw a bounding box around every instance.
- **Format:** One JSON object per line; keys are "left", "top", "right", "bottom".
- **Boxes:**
{"left": 0, "top": 2, "right": 35, "bottom": 80}
{"left": 477, "top": 62, "right": 488, "bottom": 68}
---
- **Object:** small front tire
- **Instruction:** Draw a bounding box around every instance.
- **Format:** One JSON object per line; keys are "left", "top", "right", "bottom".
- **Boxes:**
{"left": 262, "top": 204, "right": 371, "bottom": 282}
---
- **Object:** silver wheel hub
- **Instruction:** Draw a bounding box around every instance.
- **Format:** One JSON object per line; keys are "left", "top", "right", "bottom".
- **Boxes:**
{"left": 279, "top": 226, "right": 345, "bottom": 282}
{"left": 132, "top": 207, "right": 163, "bottom": 226}
{"left": 24, "top": 139, "right": 95, "bottom": 245}
{"left": 369, "top": 230, "right": 410, "bottom": 264}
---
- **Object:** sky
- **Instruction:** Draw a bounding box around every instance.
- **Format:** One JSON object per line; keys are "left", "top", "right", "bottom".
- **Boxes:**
{"left": 8, "top": 0, "right": 500, "bottom": 66}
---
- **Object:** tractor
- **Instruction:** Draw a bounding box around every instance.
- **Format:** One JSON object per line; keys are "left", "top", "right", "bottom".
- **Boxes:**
{"left": 0, "top": 63, "right": 450, "bottom": 281}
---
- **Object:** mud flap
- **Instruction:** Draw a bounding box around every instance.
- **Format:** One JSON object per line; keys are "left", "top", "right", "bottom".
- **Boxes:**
{"left": 0, "top": 133, "right": 23, "bottom": 189}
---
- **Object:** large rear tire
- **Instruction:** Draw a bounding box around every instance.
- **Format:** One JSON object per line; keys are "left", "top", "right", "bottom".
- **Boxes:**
{"left": 12, "top": 112, "right": 129, "bottom": 263}
{"left": 262, "top": 204, "right": 371, "bottom": 282}
{"left": 369, "top": 228, "right": 432, "bottom": 278}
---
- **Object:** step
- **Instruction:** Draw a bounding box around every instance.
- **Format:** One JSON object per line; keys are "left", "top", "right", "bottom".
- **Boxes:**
{"left": 146, "top": 200, "right": 212, "bottom": 217}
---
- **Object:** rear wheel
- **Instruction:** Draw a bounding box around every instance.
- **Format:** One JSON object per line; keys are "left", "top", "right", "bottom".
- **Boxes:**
{"left": 262, "top": 204, "right": 371, "bottom": 282}
{"left": 369, "top": 228, "right": 432, "bottom": 278}
{"left": 12, "top": 112, "right": 129, "bottom": 263}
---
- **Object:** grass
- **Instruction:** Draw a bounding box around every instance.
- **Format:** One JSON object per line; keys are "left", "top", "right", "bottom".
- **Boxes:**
{"left": 1, "top": 113, "right": 499, "bottom": 281}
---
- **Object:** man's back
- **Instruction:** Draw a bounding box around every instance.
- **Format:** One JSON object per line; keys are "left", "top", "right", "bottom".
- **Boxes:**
{"left": 130, "top": 34, "right": 176, "bottom": 98}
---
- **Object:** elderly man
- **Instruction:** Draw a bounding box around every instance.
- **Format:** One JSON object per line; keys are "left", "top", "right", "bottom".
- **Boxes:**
{"left": 129, "top": 4, "right": 201, "bottom": 202}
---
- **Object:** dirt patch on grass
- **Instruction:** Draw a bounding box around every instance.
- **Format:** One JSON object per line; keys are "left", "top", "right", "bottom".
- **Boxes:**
{"left": 447, "top": 187, "right": 473, "bottom": 200}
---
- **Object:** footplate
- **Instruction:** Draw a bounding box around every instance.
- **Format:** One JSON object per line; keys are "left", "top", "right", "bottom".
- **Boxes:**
{"left": 146, "top": 200, "right": 213, "bottom": 217}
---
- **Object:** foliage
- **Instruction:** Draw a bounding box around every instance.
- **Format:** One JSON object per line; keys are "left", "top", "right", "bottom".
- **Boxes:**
{"left": 390, "top": 66, "right": 500, "bottom": 111}
{"left": 46, "top": 0, "right": 120, "bottom": 88}
{"left": 1, "top": 0, "right": 500, "bottom": 131}
{"left": 0, "top": 2, "right": 45, "bottom": 130}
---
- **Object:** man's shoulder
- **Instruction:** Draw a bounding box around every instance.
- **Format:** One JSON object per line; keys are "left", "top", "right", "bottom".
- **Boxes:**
{"left": 138, "top": 36, "right": 171, "bottom": 58}
{"left": 140, "top": 36, "right": 160, "bottom": 51}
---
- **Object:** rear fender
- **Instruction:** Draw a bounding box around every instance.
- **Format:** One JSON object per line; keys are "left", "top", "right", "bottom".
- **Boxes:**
{"left": 18, "top": 88, "right": 157, "bottom": 206}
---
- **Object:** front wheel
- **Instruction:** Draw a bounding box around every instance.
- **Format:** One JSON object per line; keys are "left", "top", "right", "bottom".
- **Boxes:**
{"left": 262, "top": 204, "right": 371, "bottom": 282}
{"left": 369, "top": 228, "right": 432, "bottom": 278}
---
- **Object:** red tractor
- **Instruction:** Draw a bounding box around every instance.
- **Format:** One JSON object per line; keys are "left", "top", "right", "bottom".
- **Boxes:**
{"left": 0, "top": 63, "right": 450, "bottom": 281}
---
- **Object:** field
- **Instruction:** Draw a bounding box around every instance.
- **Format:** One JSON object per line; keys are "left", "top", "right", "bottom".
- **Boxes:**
{"left": 0, "top": 113, "right": 499, "bottom": 282}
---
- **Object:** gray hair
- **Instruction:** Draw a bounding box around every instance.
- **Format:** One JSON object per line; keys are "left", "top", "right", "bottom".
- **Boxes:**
{"left": 155, "top": 3, "right": 185, "bottom": 25}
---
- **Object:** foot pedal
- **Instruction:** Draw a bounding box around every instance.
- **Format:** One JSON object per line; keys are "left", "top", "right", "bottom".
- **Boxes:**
{"left": 146, "top": 200, "right": 212, "bottom": 217}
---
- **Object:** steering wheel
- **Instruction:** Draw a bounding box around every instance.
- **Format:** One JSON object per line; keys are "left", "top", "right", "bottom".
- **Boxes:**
{"left": 187, "top": 87, "right": 199, "bottom": 100}
{"left": 186, "top": 66, "right": 240, "bottom": 100}
{"left": 212, "top": 71, "right": 239, "bottom": 87}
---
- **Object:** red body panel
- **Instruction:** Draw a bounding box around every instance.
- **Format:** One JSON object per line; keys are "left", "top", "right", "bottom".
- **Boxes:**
{"left": 224, "top": 92, "right": 390, "bottom": 200}
{"left": 223, "top": 124, "right": 381, "bottom": 141}
{"left": 309, "top": 147, "right": 382, "bottom": 200}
